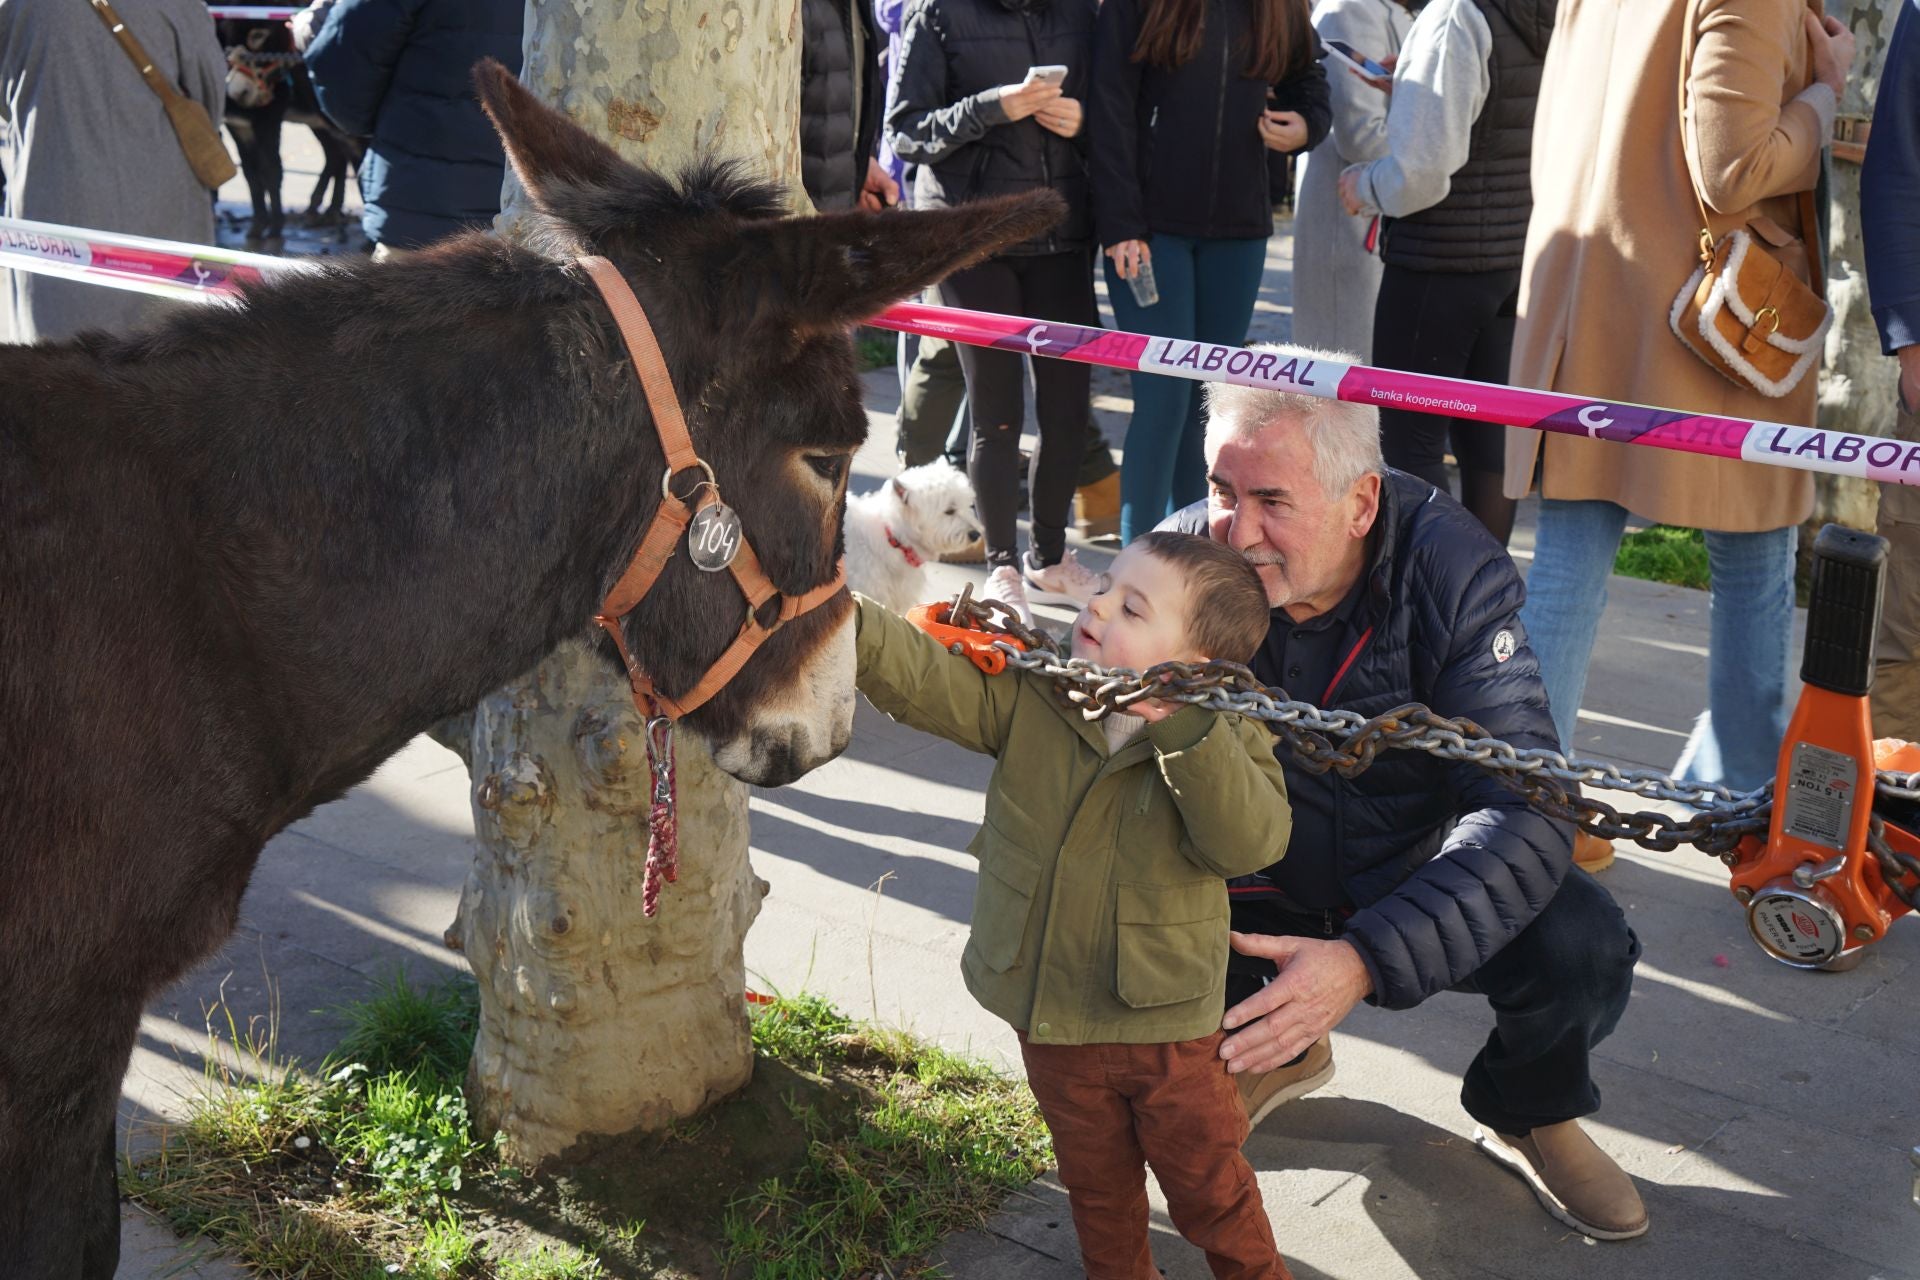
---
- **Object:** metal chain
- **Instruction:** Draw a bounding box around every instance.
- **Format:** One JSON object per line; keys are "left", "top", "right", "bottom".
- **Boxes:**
{"left": 943, "top": 588, "right": 1913, "bottom": 870}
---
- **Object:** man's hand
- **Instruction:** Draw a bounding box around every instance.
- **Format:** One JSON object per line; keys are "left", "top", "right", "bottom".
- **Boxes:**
{"left": 1806, "top": 10, "right": 1857, "bottom": 94}
{"left": 997, "top": 79, "right": 1063, "bottom": 122}
{"left": 1034, "top": 96, "right": 1084, "bottom": 138}
{"left": 1258, "top": 109, "right": 1308, "bottom": 153}
{"left": 1337, "top": 166, "right": 1368, "bottom": 216}
{"left": 1898, "top": 344, "right": 1920, "bottom": 412}
{"left": 858, "top": 158, "right": 900, "bottom": 213}
{"left": 1219, "top": 932, "right": 1373, "bottom": 1074}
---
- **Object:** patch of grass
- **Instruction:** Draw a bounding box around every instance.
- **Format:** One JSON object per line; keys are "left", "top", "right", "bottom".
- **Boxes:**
{"left": 720, "top": 999, "right": 1051, "bottom": 1279}
{"left": 331, "top": 1064, "right": 495, "bottom": 1206}
{"left": 407, "top": 1210, "right": 479, "bottom": 1277}
{"left": 127, "top": 983, "right": 1049, "bottom": 1279}
{"left": 854, "top": 325, "right": 896, "bottom": 371}
{"left": 747, "top": 990, "right": 854, "bottom": 1070}
{"left": 494, "top": 1242, "right": 603, "bottom": 1279}
{"left": 325, "top": 968, "right": 479, "bottom": 1083}
{"left": 1613, "top": 524, "right": 1711, "bottom": 590}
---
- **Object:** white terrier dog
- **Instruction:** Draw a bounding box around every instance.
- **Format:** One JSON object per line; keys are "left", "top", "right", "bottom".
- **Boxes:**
{"left": 844, "top": 462, "right": 983, "bottom": 613}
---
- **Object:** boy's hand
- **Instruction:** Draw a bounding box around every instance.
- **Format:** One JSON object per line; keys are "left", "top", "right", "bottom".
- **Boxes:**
{"left": 1129, "top": 672, "right": 1184, "bottom": 722}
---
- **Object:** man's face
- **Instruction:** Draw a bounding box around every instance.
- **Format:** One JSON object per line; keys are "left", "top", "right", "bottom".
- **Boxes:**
{"left": 1205, "top": 417, "right": 1381, "bottom": 618}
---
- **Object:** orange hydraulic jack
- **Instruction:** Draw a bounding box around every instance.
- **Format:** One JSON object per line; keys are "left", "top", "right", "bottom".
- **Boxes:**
{"left": 1723, "top": 525, "right": 1920, "bottom": 968}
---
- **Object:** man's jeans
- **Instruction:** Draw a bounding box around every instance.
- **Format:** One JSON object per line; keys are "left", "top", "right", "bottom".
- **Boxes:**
{"left": 1226, "top": 872, "right": 1640, "bottom": 1135}
{"left": 1521, "top": 498, "right": 1796, "bottom": 792}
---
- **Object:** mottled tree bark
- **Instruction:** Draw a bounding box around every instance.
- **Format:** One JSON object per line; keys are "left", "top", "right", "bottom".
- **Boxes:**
{"left": 449, "top": 0, "right": 801, "bottom": 1167}
{"left": 1814, "top": 0, "right": 1905, "bottom": 531}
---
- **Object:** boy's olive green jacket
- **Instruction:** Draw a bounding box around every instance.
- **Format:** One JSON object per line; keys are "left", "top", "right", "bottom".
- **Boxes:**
{"left": 854, "top": 598, "right": 1292, "bottom": 1045}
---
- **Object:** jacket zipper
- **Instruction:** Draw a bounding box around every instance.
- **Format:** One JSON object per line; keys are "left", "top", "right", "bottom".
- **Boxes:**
{"left": 1206, "top": 22, "right": 1229, "bottom": 229}
{"left": 1026, "top": 14, "right": 1056, "bottom": 253}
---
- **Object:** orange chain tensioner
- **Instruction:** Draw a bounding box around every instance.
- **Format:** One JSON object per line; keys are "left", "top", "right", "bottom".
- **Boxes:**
{"left": 1723, "top": 527, "right": 1920, "bottom": 967}
{"left": 906, "top": 599, "right": 1028, "bottom": 674}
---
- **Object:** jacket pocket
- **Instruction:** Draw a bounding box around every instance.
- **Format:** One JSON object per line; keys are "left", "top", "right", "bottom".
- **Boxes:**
{"left": 969, "top": 827, "right": 1044, "bottom": 973}
{"left": 1113, "top": 879, "right": 1227, "bottom": 1008}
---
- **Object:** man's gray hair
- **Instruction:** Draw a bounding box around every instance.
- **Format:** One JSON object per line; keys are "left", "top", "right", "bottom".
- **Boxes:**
{"left": 1203, "top": 345, "right": 1384, "bottom": 497}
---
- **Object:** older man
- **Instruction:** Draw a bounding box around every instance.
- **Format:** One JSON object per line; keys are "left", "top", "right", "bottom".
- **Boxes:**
{"left": 1161, "top": 356, "right": 1646, "bottom": 1240}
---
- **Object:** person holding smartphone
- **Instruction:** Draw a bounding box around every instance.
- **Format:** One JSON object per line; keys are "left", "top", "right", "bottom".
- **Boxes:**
{"left": 887, "top": 0, "right": 1104, "bottom": 624}
{"left": 1089, "top": 0, "right": 1332, "bottom": 544}
{"left": 1291, "top": 0, "right": 1412, "bottom": 359}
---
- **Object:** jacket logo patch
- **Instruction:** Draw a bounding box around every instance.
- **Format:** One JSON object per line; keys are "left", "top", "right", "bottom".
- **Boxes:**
{"left": 1491, "top": 629, "right": 1516, "bottom": 664}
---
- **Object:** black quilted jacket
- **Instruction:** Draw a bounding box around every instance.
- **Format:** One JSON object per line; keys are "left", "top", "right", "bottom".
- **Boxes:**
{"left": 886, "top": 0, "right": 1098, "bottom": 254}
{"left": 1164, "top": 470, "right": 1573, "bottom": 1009}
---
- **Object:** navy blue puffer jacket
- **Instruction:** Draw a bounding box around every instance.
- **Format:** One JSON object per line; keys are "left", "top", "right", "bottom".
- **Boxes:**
{"left": 1165, "top": 470, "right": 1573, "bottom": 1009}
{"left": 305, "top": 0, "right": 522, "bottom": 250}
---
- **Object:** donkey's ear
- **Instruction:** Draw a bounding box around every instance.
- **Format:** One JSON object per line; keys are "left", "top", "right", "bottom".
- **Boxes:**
{"left": 472, "top": 59, "right": 634, "bottom": 211}
{"left": 719, "top": 191, "right": 1065, "bottom": 335}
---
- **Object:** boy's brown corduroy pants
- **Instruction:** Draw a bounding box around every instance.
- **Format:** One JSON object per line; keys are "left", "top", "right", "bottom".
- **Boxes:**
{"left": 1019, "top": 1030, "right": 1292, "bottom": 1280}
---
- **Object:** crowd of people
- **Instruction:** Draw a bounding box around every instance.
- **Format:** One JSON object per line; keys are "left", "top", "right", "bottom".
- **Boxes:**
{"left": 4, "top": 0, "right": 1918, "bottom": 1275}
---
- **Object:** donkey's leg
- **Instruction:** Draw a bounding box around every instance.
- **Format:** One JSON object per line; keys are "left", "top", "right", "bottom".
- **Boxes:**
{"left": 80, "top": 1121, "right": 122, "bottom": 1280}
{"left": 259, "top": 109, "right": 286, "bottom": 240}
{"left": 227, "top": 115, "right": 270, "bottom": 242}
{"left": 307, "top": 128, "right": 350, "bottom": 227}
{"left": 0, "top": 1001, "right": 141, "bottom": 1280}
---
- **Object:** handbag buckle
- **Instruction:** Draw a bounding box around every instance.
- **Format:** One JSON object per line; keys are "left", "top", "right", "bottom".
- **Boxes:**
{"left": 1743, "top": 305, "right": 1783, "bottom": 355}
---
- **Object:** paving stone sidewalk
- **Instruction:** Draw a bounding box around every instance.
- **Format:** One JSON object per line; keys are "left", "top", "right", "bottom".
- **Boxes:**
{"left": 119, "top": 216, "right": 1920, "bottom": 1279}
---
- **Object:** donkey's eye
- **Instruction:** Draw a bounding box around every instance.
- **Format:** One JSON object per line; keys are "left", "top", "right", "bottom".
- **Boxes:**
{"left": 806, "top": 453, "right": 850, "bottom": 483}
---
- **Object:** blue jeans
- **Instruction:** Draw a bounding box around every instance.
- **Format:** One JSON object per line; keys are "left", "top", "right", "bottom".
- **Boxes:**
{"left": 1521, "top": 499, "right": 1796, "bottom": 791}
{"left": 1104, "top": 233, "right": 1269, "bottom": 543}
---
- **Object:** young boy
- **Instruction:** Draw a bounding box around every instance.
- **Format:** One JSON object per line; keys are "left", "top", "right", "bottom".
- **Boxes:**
{"left": 855, "top": 531, "right": 1294, "bottom": 1280}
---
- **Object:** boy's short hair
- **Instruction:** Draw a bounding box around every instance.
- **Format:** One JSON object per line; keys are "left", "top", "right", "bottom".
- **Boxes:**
{"left": 1130, "top": 531, "right": 1270, "bottom": 663}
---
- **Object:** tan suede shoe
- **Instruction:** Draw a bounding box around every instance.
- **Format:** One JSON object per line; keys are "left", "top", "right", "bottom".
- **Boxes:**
{"left": 1573, "top": 830, "right": 1615, "bottom": 874}
{"left": 1474, "top": 1120, "right": 1649, "bottom": 1240}
{"left": 1237, "top": 1035, "right": 1335, "bottom": 1134}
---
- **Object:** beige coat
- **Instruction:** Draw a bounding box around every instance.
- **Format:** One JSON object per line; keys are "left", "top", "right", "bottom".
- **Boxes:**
{"left": 1503, "top": 0, "right": 1826, "bottom": 531}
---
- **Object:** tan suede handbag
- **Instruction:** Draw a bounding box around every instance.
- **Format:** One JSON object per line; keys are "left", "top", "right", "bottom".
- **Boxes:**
{"left": 1669, "top": 0, "right": 1831, "bottom": 398}
{"left": 89, "top": 0, "right": 239, "bottom": 190}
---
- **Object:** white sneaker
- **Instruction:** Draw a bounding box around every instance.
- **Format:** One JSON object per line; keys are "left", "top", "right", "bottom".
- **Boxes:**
{"left": 1021, "top": 548, "right": 1104, "bottom": 605}
{"left": 981, "top": 565, "right": 1034, "bottom": 627}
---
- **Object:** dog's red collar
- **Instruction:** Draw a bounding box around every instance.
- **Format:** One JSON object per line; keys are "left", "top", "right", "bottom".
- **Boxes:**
{"left": 884, "top": 527, "right": 924, "bottom": 569}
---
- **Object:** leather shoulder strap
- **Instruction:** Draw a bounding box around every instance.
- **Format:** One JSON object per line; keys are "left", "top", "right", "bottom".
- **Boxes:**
{"left": 90, "top": 0, "right": 188, "bottom": 108}
{"left": 1677, "top": 0, "right": 1827, "bottom": 290}
{"left": 1677, "top": 0, "right": 1719, "bottom": 255}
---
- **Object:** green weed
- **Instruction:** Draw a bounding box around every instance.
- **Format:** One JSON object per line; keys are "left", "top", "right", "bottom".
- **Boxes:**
{"left": 1613, "top": 525, "right": 1711, "bottom": 590}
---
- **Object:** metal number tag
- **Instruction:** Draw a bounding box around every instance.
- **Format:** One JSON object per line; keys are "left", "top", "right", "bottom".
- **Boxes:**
{"left": 687, "top": 502, "right": 743, "bottom": 572}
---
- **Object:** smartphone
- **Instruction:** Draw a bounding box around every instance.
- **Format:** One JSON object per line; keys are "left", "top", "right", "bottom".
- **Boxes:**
{"left": 1323, "top": 39, "right": 1390, "bottom": 79}
{"left": 1022, "top": 64, "right": 1069, "bottom": 88}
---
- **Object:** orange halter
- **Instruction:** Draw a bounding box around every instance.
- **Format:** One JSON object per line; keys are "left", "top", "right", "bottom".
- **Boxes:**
{"left": 576, "top": 256, "right": 845, "bottom": 724}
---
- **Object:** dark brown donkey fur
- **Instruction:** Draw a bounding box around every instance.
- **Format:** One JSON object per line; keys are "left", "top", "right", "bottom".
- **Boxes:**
{"left": 0, "top": 60, "right": 1060, "bottom": 1279}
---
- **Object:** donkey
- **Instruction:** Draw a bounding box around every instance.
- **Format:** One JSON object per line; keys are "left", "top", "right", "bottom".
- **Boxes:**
{"left": 0, "top": 60, "right": 1059, "bottom": 1279}
{"left": 218, "top": 18, "right": 363, "bottom": 239}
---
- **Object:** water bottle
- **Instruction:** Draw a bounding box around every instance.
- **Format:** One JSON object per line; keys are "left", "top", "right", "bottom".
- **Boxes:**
{"left": 1127, "top": 253, "right": 1160, "bottom": 309}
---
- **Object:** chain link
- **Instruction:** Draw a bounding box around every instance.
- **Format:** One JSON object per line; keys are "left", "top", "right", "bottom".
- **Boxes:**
{"left": 943, "top": 588, "right": 1915, "bottom": 870}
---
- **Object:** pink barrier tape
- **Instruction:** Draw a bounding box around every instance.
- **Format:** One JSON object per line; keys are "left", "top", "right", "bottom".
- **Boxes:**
{"left": 5, "top": 215, "right": 1908, "bottom": 490}
{"left": 870, "top": 301, "right": 1920, "bottom": 490}
{"left": 206, "top": 6, "right": 298, "bottom": 18}
{"left": 0, "top": 216, "right": 308, "bottom": 304}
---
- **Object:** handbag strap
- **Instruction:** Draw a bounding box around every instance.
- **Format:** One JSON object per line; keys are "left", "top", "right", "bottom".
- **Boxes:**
{"left": 1676, "top": 0, "right": 1826, "bottom": 294}
{"left": 88, "top": 0, "right": 192, "bottom": 110}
